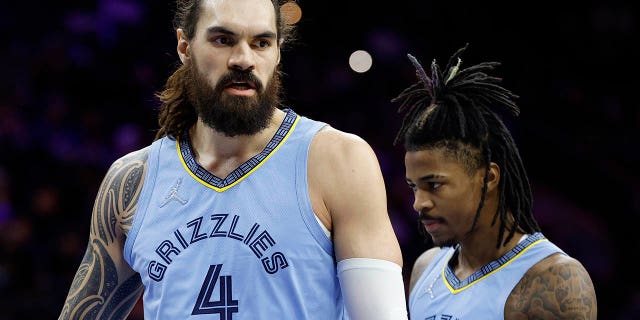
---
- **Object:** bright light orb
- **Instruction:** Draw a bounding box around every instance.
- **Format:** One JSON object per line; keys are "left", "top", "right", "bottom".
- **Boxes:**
{"left": 349, "top": 50, "right": 373, "bottom": 73}
{"left": 281, "top": 2, "right": 302, "bottom": 25}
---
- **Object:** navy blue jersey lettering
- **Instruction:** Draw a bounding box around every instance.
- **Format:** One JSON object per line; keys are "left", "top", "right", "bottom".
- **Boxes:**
{"left": 192, "top": 264, "right": 239, "bottom": 318}
{"left": 155, "top": 240, "right": 180, "bottom": 264}
{"left": 249, "top": 231, "right": 275, "bottom": 258}
{"left": 210, "top": 214, "right": 229, "bottom": 237}
{"left": 262, "top": 252, "right": 289, "bottom": 274}
{"left": 148, "top": 261, "right": 167, "bottom": 282}
{"left": 187, "top": 216, "right": 208, "bottom": 243}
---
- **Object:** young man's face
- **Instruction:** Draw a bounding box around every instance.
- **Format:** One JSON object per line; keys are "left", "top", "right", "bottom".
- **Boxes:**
{"left": 179, "top": 0, "right": 282, "bottom": 136}
{"left": 404, "top": 148, "right": 487, "bottom": 247}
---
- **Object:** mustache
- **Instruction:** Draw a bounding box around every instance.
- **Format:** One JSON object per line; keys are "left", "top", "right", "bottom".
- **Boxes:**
{"left": 217, "top": 69, "right": 263, "bottom": 91}
{"left": 418, "top": 212, "right": 442, "bottom": 223}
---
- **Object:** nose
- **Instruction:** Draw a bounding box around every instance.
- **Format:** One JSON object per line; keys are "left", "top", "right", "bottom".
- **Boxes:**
{"left": 228, "top": 42, "right": 256, "bottom": 72}
{"left": 412, "top": 190, "right": 434, "bottom": 214}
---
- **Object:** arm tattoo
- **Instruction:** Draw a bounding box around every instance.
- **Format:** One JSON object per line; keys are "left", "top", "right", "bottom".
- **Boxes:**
{"left": 92, "top": 149, "right": 148, "bottom": 238}
{"left": 506, "top": 260, "right": 597, "bottom": 319}
{"left": 59, "top": 149, "right": 149, "bottom": 320}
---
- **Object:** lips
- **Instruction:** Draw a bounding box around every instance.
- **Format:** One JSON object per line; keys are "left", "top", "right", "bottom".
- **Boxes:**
{"left": 219, "top": 69, "right": 262, "bottom": 92}
{"left": 226, "top": 81, "right": 256, "bottom": 90}
{"left": 420, "top": 217, "right": 444, "bottom": 233}
{"left": 222, "top": 80, "right": 257, "bottom": 96}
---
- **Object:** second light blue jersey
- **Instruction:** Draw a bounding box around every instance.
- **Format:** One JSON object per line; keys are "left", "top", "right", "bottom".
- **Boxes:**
{"left": 124, "top": 109, "right": 347, "bottom": 319}
{"left": 408, "top": 232, "right": 564, "bottom": 320}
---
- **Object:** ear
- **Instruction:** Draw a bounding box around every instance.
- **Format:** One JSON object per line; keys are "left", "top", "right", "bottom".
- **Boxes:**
{"left": 276, "top": 38, "right": 284, "bottom": 64}
{"left": 486, "top": 162, "right": 500, "bottom": 192}
{"left": 177, "top": 28, "right": 190, "bottom": 65}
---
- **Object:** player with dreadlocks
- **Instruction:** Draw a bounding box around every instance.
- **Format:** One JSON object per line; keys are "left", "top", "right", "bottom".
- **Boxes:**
{"left": 393, "top": 44, "right": 597, "bottom": 319}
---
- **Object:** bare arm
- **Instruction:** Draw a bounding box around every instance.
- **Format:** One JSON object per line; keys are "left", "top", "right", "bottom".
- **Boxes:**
{"left": 505, "top": 253, "right": 598, "bottom": 319}
{"left": 58, "top": 147, "right": 150, "bottom": 320}
{"left": 309, "top": 127, "right": 406, "bottom": 319}
{"left": 309, "top": 127, "right": 402, "bottom": 265}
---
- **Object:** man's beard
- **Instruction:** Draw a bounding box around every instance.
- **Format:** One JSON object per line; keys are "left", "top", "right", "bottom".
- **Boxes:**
{"left": 186, "top": 62, "right": 281, "bottom": 137}
{"left": 433, "top": 237, "right": 458, "bottom": 248}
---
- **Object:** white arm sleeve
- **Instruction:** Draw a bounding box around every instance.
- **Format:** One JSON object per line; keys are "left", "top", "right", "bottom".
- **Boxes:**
{"left": 337, "top": 258, "right": 408, "bottom": 320}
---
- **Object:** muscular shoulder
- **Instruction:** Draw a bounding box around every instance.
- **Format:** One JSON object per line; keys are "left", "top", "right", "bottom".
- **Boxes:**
{"left": 505, "top": 252, "right": 598, "bottom": 319}
{"left": 108, "top": 147, "right": 150, "bottom": 202}
{"left": 310, "top": 126, "right": 374, "bottom": 159}
{"left": 308, "top": 126, "right": 383, "bottom": 205}
{"left": 111, "top": 146, "right": 151, "bottom": 170}
{"left": 308, "top": 126, "right": 381, "bottom": 179}
{"left": 96, "top": 146, "right": 151, "bottom": 236}
{"left": 409, "top": 247, "right": 441, "bottom": 293}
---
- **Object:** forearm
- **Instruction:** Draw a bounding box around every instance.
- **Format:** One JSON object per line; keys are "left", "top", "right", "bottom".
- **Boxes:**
{"left": 337, "top": 258, "right": 408, "bottom": 320}
{"left": 59, "top": 240, "right": 142, "bottom": 320}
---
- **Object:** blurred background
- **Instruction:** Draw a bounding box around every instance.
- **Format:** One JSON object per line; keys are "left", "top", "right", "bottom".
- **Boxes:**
{"left": 0, "top": 0, "right": 637, "bottom": 319}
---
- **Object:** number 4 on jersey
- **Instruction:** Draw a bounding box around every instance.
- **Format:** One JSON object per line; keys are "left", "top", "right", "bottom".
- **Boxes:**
{"left": 192, "top": 264, "right": 239, "bottom": 318}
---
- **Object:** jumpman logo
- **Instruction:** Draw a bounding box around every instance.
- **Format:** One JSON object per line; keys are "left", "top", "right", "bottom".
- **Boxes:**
{"left": 159, "top": 178, "right": 188, "bottom": 207}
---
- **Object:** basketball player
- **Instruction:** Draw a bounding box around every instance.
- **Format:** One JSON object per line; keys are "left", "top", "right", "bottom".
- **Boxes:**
{"left": 392, "top": 45, "right": 597, "bottom": 319}
{"left": 58, "top": 0, "right": 407, "bottom": 319}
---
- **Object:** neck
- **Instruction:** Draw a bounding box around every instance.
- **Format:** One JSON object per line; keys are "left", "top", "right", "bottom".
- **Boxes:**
{"left": 454, "top": 227, "right": 525, "bottom": 280}
{"left": 454, "top": 202, "right": 524, "bottom": 278}
{"left": 189, "top": 108, "right": 285, "bottom": 177}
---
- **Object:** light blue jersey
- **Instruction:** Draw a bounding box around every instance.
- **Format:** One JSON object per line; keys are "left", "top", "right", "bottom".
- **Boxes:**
{"left": 124, "top": 109, "right": 347, "bottom": 319}
{"left": 408, "top": 232, "right": 564, "bottom": 319}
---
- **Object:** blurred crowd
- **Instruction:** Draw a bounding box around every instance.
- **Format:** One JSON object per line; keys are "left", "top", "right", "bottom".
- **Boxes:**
{"left": 0, "top": 1, "right": 637, "bottom": 319}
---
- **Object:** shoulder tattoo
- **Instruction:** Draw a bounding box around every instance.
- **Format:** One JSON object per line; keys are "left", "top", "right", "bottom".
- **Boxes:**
{"left": 506, "top": 259, "right": 597, "bottom": 319}
{"left": 93, "top": 148, "right": 149, "bottom": 239}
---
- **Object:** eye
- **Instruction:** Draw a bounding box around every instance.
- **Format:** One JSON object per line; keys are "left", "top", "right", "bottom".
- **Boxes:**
{"left": 406, "top": 182, "right": 417, "bottom": 192}
{"left": 213, "top": 35, "right": 233, "bottom": 46}
{"left": 253, "top": 39, "right": 271, "bottom": 49}
{"left": 427, "top": 182, "right": 442, "bottom": 191}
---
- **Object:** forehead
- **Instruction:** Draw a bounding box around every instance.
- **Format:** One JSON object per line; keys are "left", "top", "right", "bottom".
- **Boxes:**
{"left": 198, "top": 0, "right": 277, "bottom": 34}
{"left": 404, "top": 149, "right": 467, "bottom": 178}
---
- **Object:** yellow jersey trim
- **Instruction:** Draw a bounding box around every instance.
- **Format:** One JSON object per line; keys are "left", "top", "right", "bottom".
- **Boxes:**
{"left": 177, "top": 115, "right": 300, "bottom": 192}
{"left": 444, "top": 238, "right": 549, "bottom": 294}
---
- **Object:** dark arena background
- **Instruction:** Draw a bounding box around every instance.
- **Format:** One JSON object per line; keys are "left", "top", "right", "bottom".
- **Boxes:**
{"left": 0, "top": 1, "right": 637, "bottom": 318}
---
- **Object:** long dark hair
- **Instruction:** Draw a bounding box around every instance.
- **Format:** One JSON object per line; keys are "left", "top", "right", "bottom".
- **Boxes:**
{"left": 392, "top": 44, "right": 541, "bottom": 248}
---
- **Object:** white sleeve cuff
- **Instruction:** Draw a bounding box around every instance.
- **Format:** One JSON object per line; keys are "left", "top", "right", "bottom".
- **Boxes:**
{"left": 337, "top": 258, "right": 408, "bottom": 320}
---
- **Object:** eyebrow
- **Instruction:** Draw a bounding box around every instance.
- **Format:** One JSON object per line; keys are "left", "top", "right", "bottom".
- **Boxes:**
{"left": 206, "top": 26, "right": 235, "bottom": 36}
{"left": 206, "top": 26, "right": 277, "bottom": 39}
{"left": 406, "top": 174, "right": 445, "bottom": 184}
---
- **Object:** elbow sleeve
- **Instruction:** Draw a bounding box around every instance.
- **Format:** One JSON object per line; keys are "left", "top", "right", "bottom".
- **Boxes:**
{"left": 337, "top": 258, "right": 408, "bottom": 320}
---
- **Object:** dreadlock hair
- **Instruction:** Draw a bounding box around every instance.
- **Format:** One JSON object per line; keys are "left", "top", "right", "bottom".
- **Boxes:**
{"left": 154, "top": 0, "right": 298, "bottom": 140}
{"left": 392, "top": 44, "right": 541, "bottom": 248}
